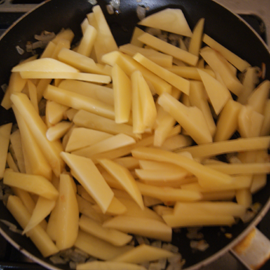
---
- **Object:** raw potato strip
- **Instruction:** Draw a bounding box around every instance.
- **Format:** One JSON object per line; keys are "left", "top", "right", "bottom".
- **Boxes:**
{"left": 98, "top": 159, "right": 144, "bottom": 210}
{"left": 72, "top": 134, "right": 136, "bottom": 158}
{"left": 189, "top": 18, "right": 205, "bottom": 56}
{"left": 55, "top": 174, "right": 79, "bottom": 250}
{"left": 0, "top": 123, "right": 12, "bottom": 178}
{"left": 91, "top": 5, "right": 118, "bottom": 63}
{"left": 3, "top": 169, "right": 59, "bottom": 200}
{"left": 200, "top": 46, "right": 244, "bottom": 96}
{"left": 74, "top": 230, "right": 134, "bottom": 261}
{"left": 60, "top": 152, "right": 114, "bottom": 213}
{"left": 102, "top": 51, "right": 172, "bottom": 96}
{"left": 23, "top": 196, "right": 56, "bottom": 234}
{"left": 59, "top": 79, "right": 114, "bottom": 106}
{"left": 44, "top": 85, "right": 115, "bottom": 120}
{"left": 132, "top": 147, "right": 232, "bottom": 188}
{"left": 158, "top": 93, "right": 212, "bottom": 144}
{"left": 205, "top": 162, "right": 270, "bottom": 175}
{"left": 138, "top": 32, "right": 198, "bottom": 66}
{"left": 162, "top": 213, "right": 235, "bottom": 227}
{"left": 203, "top": 34, "right": 250, "bottom": 72}
{"left": 46, "top": 121, "right": 72, "bottom": 141}
{"left": 119, "top": 43, "right": 173, "bottom": 68}
{"left": 1, "top": 71, "right": 27, "bottom": 110}
{"left": 10, "top": 129, "right": 25, "bottom": 173}
{"left": 112, "top": 243, "right": 175, "bottom": 264}
{"left": 173, "top": 201, "right": 246, "bottom": 217}
{"left": 65, "top": 128, "right": 113, "bottom": 152}
{"left": 77, "top": 261, "right": 147, "bottom": 270}
{"left": 197, "top": 68, "right": 231, "bottom": 115}
{"left": 58, "top": 48, "right": 112, "bottom": 76}
{"left": 112, "top": 64, "right": 132, "bottom": 123}
{"left": 176, "top": 136, "right": 270, "bottom": 158}
{"left": 103, "top": 216, "right": 172, "bottom": 242}
{"left": 73, "top": 110, "right": 137, "bottom": 139}
{"left": 7, "top": 195, "right": 59, "bottom": 257}
{"left": 45, "top": 101, "right": 69, "bottom": 126}
{"left": 133, "top": 53, "right": 190, "bottom": 95}
{"left": 138, "top": 8, "right": 193, "bottom": 37}
{"left": 167, "top": 66, "right": 215, "bottom": 80}
{"left": 10, "top": 93, "right": 64, "bottom": 176}
{"left": 79, "top": 215, "right": 132, "bottom": 246}
{"left": 76, "top": 24, "right": 97, "bottom": 57}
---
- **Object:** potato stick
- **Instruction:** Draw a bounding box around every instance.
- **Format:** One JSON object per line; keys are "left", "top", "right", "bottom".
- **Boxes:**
{"left": 58, "top": 48, "right": 112, "bottom": 76}
{"left": 181, "top": 175, "right": 252, "bottom": 192}
{"left": 200, "top": 46, "right": 244, "bottom": 96}
{"left": 260, "top": 99, "right": 270, "bottom": 136}
{"left": 4, "top": 169, "right": 59, "bottom": 200}
{"left": 6, "top": 152, "right": 19, "bottom": 172}
{"left": 112, "top": 244, "right": 175, "bottom": 264}
{"left": 174, "top": 201, "right": 246, "bottom": 217}
{"left": 92, "top": 5, "right": 118, "bottom": 63}
{"left": 205, "top": 163, "right": 270, "bottom": 175}
{"left": 74, "top": 230, "right": 134, "bottom": 261}
{"left": 46, "top": 121, "right": 72, "bottom": 141}
{"left": 133, "top": 53, "right": 190, "bottom": 95}
{"left": 90, "top": 135, "right": 154, "bottom": 163}
{"left": 73, "top": 110, "right": 136, "bottom": 138}
{"left": 76, "top": 195, "right": 110, "bottom": 223}
{"left": 158, "top": 93, "right": 212, "bottom": 145}
{"left": 200, "top": 190, "right": 236, "bottom": 201}
{"left": 61, "top": 152, "right": 114, "bottom": 214}
{"left": 101, "top": 51, "right": 172, "bottom": 96}
{"left": 132, "top": 147, "right": 232, "bottom": 188}
{"left": 1, "top": 72, "right": 27, "bottom": 110}
{"left": 250, "top": 174, "right": 267, "bottom": 194}
{"left": 176, "top": 136, "right": 270, "bottom": 158}
{"left": 65, "top": 127, "right": 113, "bottom": 152}
{"left": 136, "top": 182, "right": 202, "bottom": 202}
{"left": 188, "top": 18, "right": 205, "bottom": 56}
{"left": 13, "top": 105, "right": 52, "bottom": 180}
{"left": 103, "top": 216, "right": 172, "bottom": 242}
{"left": 10, "top": 93, "right": 64, "bottom": 177}
{"left": 10, "top": 129, "right": 26, "bottom": 173}
{"left": 119, "top": 43, "right": 173, "bottom": 68}
{"left": 135, "top": 169, "right": 188, "bottom": 182}
{"left": 77, "top": 261, "right": 146, "bottom": 270}
{"left": 0, "top": 123, "right": 12, "bottom": 178}
{"left": 98, "top": 159, "right": 144, "bottom": 210}
{"left": 44, "top": 85, "right": 115, "bottom": 120}
{"left": 162, "top": 213, "right": 235, "bottom": 227}
{"left": 116, "top": 197, "right": 163, "bottom": 222}
{"left": 23, "top": 196, "right": 56, "bottom": 234}
{"left": 138, "top": 33, "right": 198, "bottom": 66}
{"left": 45, "top": 100, "right": 69, "bottom": 126}
{"left": 79, "top": 215, "right": 132, "bottom": 246}
{"left": 112, "top": 64, "right": 132, "bottom": 124}
{"left": 59, "top": 79, "right": 114, "bottom": 106}
{"left": 236, "top": 188, "right": 252, "bottom": 208}
{"left": 167, "top": 66, "right": 215, "bottom": 80}
{"left": 7, "top": 195, "right": 59, "bottom": 257}
{"left": 27, "top": 80, "right": 39, "bottom": 113}
{"left": 76, "top": 24, "right": 97, "bottom": 57}
{"left": 50, "top": 39, "right": 70, "bottom": 60}
{"left": 153, "top": 205, "right": 174, "bottom": 216}
{"left": 72, "top": 134, "right": 135, "bottom": 158}
{"left": 114, "top": 157, "right": 140, "bottom": 170}
{"left": 202, "top": 34, "right": 250, "bottom": 72}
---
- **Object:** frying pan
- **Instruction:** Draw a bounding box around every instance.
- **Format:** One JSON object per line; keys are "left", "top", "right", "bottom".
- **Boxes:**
{"left": 0, "top": 0, "right": 269, "bottom": 269}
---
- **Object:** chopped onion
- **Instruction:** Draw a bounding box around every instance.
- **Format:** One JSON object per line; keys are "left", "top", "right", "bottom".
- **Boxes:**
{"left": 16, "top": 46, "right": 24, "bottom": 55}
{"left": 162, "top": 243, "right": 179, "bottom": 253}
{"left": 1, "top": 84, "right": 7, "bottom": 93}
{"left": 106, "top": 4, "right": 115, "bottom": 15}
{"left": 151, "top": 240, "right": 162, "bottom": 248}
{"left": 137, "top": 5, "right": 146, "bottom": 20}
{"left": 190, "top": 240, "right": 209, "bottom": 251}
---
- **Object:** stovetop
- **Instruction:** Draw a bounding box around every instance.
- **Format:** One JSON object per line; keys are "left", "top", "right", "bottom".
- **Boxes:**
{"left": 0, "top": 0, "right": 269, "bottom": 270}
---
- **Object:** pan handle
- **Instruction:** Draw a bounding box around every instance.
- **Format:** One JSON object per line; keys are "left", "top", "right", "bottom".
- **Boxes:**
{"left": 230, "top": 227, "right": 270, "bottom": 270}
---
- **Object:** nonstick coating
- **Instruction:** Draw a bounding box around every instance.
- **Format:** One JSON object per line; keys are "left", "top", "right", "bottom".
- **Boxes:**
{"left": 0, "top": 0, "right": 269, "bottom": 269}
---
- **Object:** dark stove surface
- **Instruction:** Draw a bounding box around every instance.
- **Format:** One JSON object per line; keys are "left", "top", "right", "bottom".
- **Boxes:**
{"left": 0, "top": 1, "right": 269, "bottom": 270}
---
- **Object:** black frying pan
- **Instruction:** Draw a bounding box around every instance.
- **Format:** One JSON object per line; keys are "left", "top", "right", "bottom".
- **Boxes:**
{"left": 0, "top": 0, "right": 269, "bottom": 269}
